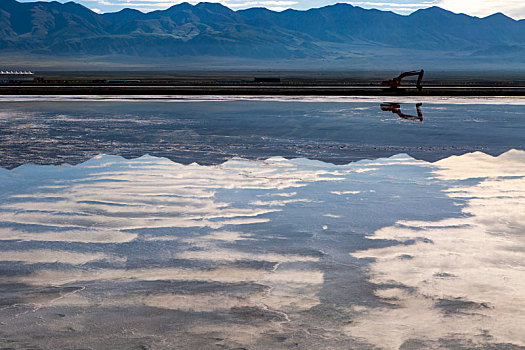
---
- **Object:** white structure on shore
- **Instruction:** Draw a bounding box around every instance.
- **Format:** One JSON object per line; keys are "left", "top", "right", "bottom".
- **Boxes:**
{"left": 0, "top": 71, "right": 35, "bottom": 82}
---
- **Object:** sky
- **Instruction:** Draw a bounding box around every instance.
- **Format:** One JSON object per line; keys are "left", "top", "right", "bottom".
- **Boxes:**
{"left": 16, "top": 0, "right": 525, "bottom": 19}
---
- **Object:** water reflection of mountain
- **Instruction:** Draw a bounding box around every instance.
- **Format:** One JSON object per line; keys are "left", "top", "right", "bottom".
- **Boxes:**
{"left": 1, "top": 151, "right": 524, "bottom": 349}
{"left": 1, "top": 100, "right": 524, "bottom": 169}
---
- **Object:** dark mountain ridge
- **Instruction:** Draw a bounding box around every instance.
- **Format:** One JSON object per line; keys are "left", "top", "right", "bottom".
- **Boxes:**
{"left": 0, "top": 0, "right": 523, "bottom": 65}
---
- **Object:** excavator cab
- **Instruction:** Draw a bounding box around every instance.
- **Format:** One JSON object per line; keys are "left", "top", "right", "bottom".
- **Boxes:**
{"left": 381, "top": 70, "right": 424, "bottom": 91}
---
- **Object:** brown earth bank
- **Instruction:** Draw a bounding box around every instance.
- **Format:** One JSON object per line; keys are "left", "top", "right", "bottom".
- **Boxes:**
{"left": 1, "top": 85, "right": 525, "bottom": 96}
{"left": 2, "top": 71, "right": 524, "bottom": 95}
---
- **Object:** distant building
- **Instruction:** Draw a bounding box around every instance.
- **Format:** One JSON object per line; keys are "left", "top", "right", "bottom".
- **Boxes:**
{"left": 0, "top": 71, "right": 35, "bottom": 83}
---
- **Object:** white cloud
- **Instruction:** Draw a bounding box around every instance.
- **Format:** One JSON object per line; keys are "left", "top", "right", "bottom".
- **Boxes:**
{"left": 348, "top": 0, "right": 524, "bottom": 18}
{"left": 224, "top": 0, "right": 298, "bottom": 10}
{"left": 437, "top": 0, "right": 525, "bottom": 19}
{"left": 92, "top": 7, "right": 103, "bottom": 13}
{"left": 350, "top": 1, "right": 438, "bottom": 9}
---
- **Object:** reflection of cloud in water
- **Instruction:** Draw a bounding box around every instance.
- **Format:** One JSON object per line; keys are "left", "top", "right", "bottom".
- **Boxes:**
{"left": 0, "top": 250, "right": 124, "bottom": 265}
{"left": 0, "top": 155, "right": 336, "bottom": 347}
{"left": 176, "top": 249, "right": 320, "bottom": 262}
{"left": 144, "top": 230, "right": 254, "bottom": 242}
{"left": 7, "top": 267, "right": 323, "bottom": 287}
{"left": 0, "top": 156, "right": 342, "bottom": 243}
{"left": 45, "top": 281, "right": 321, "bottom": 314}
{"left": 0, "top": 227, "right": 138, "bottom": 243}
{"left": 331, "top": 190, "right": 361, "bottom": 195}
{"left": 1, "top": 151, "right": 524, "bottom": 348}
{"left": 348, "top": 150, "right": 525, "bottom": 348}
{"left": 434, "top": 149, "right": 525, "bottom": 180}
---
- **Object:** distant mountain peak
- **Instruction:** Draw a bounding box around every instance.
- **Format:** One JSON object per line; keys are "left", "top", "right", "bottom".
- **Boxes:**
{"left": 423, "top": 6, "right": 448, "bottom": 11}
{"left": 166, "top": 2, "right": 192, "bottom": 11}
{"left": 410, "top": 6, "right": 454, "bottom": 16}
{"left": 195, "top": 2, "right": 232, "bottom": 10}
{"left": 102, "top": 6, "right": 144, "bottom": 22}
{"left": 327, "top": 3, "right": 356, "bottom": 8}
{"left": 484, "top": 12, "right": 515, "bottom": 21}
{"left": 118, "top": 8, "right": 143, "bottom": 14}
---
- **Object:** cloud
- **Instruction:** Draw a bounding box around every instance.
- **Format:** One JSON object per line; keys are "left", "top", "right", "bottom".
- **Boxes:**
{"left": 351, "top": 1, "right": 437, "bottom": 7}
{"left": 347, "top": 0, "right": 524, "bottom": 18}
{"left": 348, "top": 0, "right": 439, "bottom": 12}
{"left": 90, "top": 0, "right": 300, "bottom": 11}
{"left": 437, "top": 0, "right": 525, "bottom": 19}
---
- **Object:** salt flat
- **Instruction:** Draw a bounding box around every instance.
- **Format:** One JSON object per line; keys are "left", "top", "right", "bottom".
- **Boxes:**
{"left": 0, "top": 97, "right": 524, "bottom": 349}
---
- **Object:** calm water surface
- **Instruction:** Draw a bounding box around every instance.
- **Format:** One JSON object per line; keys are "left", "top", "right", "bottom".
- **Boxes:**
{"left": 1, "top": 96, "right": 524, "bottom": 168}
{"left": 0, "top": 97, "right": 524, "bottom": 349}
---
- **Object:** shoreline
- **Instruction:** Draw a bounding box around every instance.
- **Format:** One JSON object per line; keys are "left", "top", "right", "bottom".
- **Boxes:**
{"left": 1, "top": 85, "right": 525, "bottom": 96}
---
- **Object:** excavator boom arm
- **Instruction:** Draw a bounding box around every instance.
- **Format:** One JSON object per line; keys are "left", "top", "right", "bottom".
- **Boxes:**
{"left": 381, "top": 70, "right": 424, "bottom": 90}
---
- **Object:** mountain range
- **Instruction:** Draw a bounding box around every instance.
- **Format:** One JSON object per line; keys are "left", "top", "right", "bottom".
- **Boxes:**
{"left": 0, "top": 0, "right": 524, "bottom": 69}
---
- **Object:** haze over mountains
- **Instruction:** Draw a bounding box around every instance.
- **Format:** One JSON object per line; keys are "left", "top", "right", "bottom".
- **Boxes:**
{"left": 0, "top": 0, "right": 524, "bottom": 69}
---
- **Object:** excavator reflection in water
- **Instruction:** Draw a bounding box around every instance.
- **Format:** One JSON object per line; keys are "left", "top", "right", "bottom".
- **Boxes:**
{"left": 380, "top": 103, "right": 423, "bottom": 122}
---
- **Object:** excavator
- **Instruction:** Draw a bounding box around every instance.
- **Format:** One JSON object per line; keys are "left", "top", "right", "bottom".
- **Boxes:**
{"left": 380, "top": 103, "right": 423, "bottom": 122}
{"left": 381, "top": 70, "right": 424, "bottom": 91}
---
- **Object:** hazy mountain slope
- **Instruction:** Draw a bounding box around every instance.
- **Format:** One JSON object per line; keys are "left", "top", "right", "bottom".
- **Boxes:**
{"left": 0, "top": 0, "right": 523, "bottom": 64}
{"left": 0, "top": 0, "right": 109, "bottom": 44}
